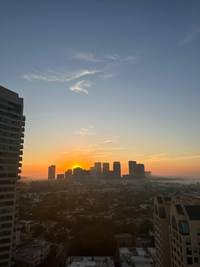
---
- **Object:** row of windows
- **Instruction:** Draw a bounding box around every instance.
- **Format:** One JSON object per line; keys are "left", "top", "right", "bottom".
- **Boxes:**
{"left": 0, "top": 201, "right": 14, "bottom": 207}
{"left": 0, "top": 131, "right": 19, "bottom": 139}
{"left": 0, "top": 173, "right": 17, "bottom": 178}
{"left": 0, "top": 138, "right": 19, "bottom": 145}
{"left": 0, "top": 254, "right": 9, "bottom": 260}
{"left": 0, "top": 180, "right": 16, "bottom": 185}
{"left": 0, "top": 238, "right": 11, "bottom": 244}
{"left": 0, "top": 188, "right": 15, "bottom": 192}
{"left": 0, "top": 231, "right": 11, "bottom": 237}
{"left": 0, "top": 208, "right": 13, "bottom": 214}
{"left": 0, "top": 109, "right": 21, "bottom": 120}
{"left": 0, "top": 195, "right": 14, "bottom": 200}
{"left": 0, "top": 246, "right": 10, "bottom": 251}
{"left": 0, "top": 99, "right": 21, "bottom": 114}
{"left": 0, "top": 223, "right": 12, "bottom": 229}
{"left": 0, "top": 152, "right": 18, "bottom": 158}
{"left": 0, "top": 117, "right": 20, "bottom": 126}
{"left": 0, "top": 145, "right": 18, "bottom": 151}
{"left": 0, "top": 167, "right": 17, "bottom": 171}
{"left": 0, "top": 159, "right": 17, "bottom": 164}
{"left": 0, "top": 124, "right": 19, "bottom": 132}
{"left": 0, "top": 216, "right": 12, "bottom": 222}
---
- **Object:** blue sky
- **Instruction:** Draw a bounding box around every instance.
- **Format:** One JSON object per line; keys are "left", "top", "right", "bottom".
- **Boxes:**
{"left": 0, "top": 0, "right": 200, "bottom": 177}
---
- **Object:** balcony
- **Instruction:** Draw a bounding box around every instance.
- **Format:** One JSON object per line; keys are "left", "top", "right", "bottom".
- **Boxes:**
{"left": 21, "top": 121, "right": 25, "bottom": 127}
{"left": 19, "top": 151, "right": 23, "bottom": 155}
{"left": 21, "top": 127, "right": 25, "bottom": 132}
{"left": 21, "top": 133, "right": 24, "bottom": 138}
{"left": 20, "top": 139, "right": 24, "bottom": 144}
{"left": 17, "top": 176, "right": 21, "bottom": 180}
{"left": 20, "top": 145, "right": 23, "bottom": 149}
{"left": 18, "top": 169, "right": 21, "bottom": 173}
{"left": 19, "top": 157, "right": 22, "bottom": 161}
{"left": 22, "top": 116, "right": 26, "bottom": 121}
{"left": 18, "top": 163, "right": 22, "bottom": 167}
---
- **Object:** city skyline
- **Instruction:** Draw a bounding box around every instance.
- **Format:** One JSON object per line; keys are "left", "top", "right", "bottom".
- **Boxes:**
{"left": 1, "top": 1, "right": 200, "bottom": 179}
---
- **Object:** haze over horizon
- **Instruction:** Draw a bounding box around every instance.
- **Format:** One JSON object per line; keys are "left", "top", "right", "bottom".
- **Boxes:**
{"left": 1, "top": 0, "right": 200, "bottom": 179}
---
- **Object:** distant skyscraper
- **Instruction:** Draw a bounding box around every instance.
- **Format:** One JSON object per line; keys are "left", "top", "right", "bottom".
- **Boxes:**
{"left": 73, "top": 167, "right": 83, "bottom": 179}
{"left": 129, "top": 161, "right": 137, "bottom": 176}
{"left": 48, "top": 165, "right": 56, "bottom": 180}
{"left": 113, "top": 161, "right": 121, "bottom": 178}
{"left": 65, "top": 169, "right": 72, "bottom": 179}
{"left": 0, "top": 86, "right": 25, "bottom": 267}
{"left": 94, "top": 162, "right": 101, "bottom": 174}
{"left": 103, "top": 162, "right": 109, "bottom": 175}
{"left": 136, "top": 163, "right": 145, "bottom": 177}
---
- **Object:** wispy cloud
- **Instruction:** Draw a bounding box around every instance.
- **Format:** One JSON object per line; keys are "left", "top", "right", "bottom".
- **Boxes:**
{"left": 75, "top": 127, "right": 96, "bottom": 136}
{"left": 99, "top": 139, "right": 116, "bottom": 144}
{"left": 145, "top": 154, "right": 171, "bottom": 162}
{"left": 100, "top": 73, "right": 116, "bottom": 80}
{"left": 69, "top": 80, "right": 92, "bottom": 94}
{"left": 72, "top": 52, "right": 100, "bottom": 62}
{"left": 104, "top": 53, "right": 138, "bottom": 62}
{"left": 179, "top": 24, "right": 200, "bottom": 45}
{"left": 23, "top": 69, "right": 100, "bottom": 82}
{"left": 173, "top": 155, "right": 200, "bottom": 160}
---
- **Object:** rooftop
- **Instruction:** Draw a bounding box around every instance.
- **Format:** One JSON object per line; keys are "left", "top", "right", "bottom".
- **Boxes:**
{"left": 66, "top": 256, "right": 115, "bottom": 267}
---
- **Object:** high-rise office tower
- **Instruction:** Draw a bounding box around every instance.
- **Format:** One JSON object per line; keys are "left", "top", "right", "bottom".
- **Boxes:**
{"left": 0, "top": 86, "right": 25, "bottom": 267}
{"left": 48, "top": 165, "right": 55, "bottom": 180}
{"left": 154, "top": 192, "right": 200, "bottom": 267}
{"left": 136, "top": 163, "right": 145, "bottom": 177}
{"left": 94, "top": 162, "right": 101, "bottom": 175}
{"left": 103, "top": 163, "right": 109, "bottom": 175}
{"left": 65, "top": 169, "right": 72, "bottom": 179}
{"left": 129, "top": 161, "right": 137, "bottom": 176}
{"left": 113, "top": 161, "right": 121, "bottom": 178}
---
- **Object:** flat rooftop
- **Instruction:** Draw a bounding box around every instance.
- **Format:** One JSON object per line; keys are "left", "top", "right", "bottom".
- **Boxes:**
{"left": 66, "top": 256, "right": 115, "bottom": 267}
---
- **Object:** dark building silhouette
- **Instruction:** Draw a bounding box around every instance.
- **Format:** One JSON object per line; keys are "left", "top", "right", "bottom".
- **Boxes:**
{"left": 48, "top": 165, "right": 56, "bottom": 180}
{"left": 82, "top": 169, "right": 90, "bottom": 177}
{"left": 0, "top": 85, "right": 25, "bottom": 267}
{"left": 94, "top": 162, "right": 101, "bottom": 174}
{"left": 129, "top": 161, "right": 137, "bottom": 176}
{"left": 65, "top": 169, "right": 72, "bottom": 179}
{"left": 57, "top": 174, "right": 64, "bottom": 180}
{"left": 113, "top": 161, "right": 121, "bottom": 178}
{"left": 103, "top": 162, "right": 109, "bottom": 175}
{"left": 73, "top": 167, "right": 83, "bottom": 179}
{"left": 136, "top": 163, "right": 145, "bottom": 177}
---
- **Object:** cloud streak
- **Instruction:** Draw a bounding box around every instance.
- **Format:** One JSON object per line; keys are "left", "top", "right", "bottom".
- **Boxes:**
{"left": 23, "top": 69, "right": 100, "bottom": 82}
{"left": 72, "top": 52, "right": 100, "bottom": 62}
{"left": 70, "top": 80, "right": 92, "bottom": 94}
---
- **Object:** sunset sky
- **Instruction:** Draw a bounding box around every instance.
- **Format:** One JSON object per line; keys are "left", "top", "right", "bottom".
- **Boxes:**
{"left": 1, "top": 0, "right": 200, "bottom": 178}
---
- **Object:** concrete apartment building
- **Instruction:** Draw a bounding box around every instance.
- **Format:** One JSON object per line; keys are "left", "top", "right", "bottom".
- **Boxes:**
{"left": 154, "top": 191, "right": 200, "bottom": 267}
{"left": 48, "top": 165, "right": 55, "bottom": 180}
{"left": 0, "top": 86, "right": 25, "bottom": 267}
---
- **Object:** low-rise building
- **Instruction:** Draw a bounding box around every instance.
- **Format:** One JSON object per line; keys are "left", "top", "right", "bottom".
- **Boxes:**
{"left": 114, "top": 233, "right": 133, "bottom": 247}
{"left": 15, "top": 239, "right": 51, "bottom": 267}
{"left": 68, "top": 182, "right": 86, "bottom": 195}
{"left": 66, "top": 256, "right": 115, "bottom": 267}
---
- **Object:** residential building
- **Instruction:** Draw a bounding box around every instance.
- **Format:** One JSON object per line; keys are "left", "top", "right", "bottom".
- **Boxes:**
{"left": 136, "top": 164, "right": 145, "bottom": 178}
{"left": 48, "top": 165, "right": 55, "bottom": 180}
{"left": 129, "top": 161, "right": 137, "bottom": 176}
{"left": 66, "top": 256, "right": 115, "bottom": 267}
{"left": 57, "top": 174, "right": 64, "bottom": 180}
{"left": 103, "top": 162, "right": 109, "bottom": 176}
{"left": 0, "top": 86, "right": 25, "bottom": 267}
{"left": 94, "top": 162, "right": 101, "bottom": 175}
{"left": 113, "top": 161, "right": 121, "bottom": 178}
{"left": 65, "top": 169, "right": 72, "bottom": 179}
{"left": 154, "top": 191, "right": 200, "bottom": 267}
{"left": 114, "top": 233, "right": 133, "bottom": 247}
{"left": 15, "top": 239, "right": 51, "bottom": 267}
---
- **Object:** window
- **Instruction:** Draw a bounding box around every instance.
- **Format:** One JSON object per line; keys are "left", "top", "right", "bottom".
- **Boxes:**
{"left": 187, "top": 257, "right": 193, "bottom": 265}
{"left": 198, "top": 238, "right": 200, "bottom": 245}
{"left": 194, "top": 257, "right": 198, "bottom": 263}
{"left": 186, "top": 247, "right": 192, "bottom": 255}
{"left": 159, "top": 207, "right": 166, "bottom": 218}
{"left": 185, "top": 238, "right": 191, "bottom": 245}
{"left": 172, "top": 215, "right": 178, "bottom": 230}
{"left": 193, "top": 247, "right": 197, "bottom": 253}
{"left": 197, "top": 228, "right": 200, "bottom": 235}
{"left": 155, "top": 204, "right": 158, "bottom": 215}
{"left": 179, "top": 221, "right": 190, "bottom": 235}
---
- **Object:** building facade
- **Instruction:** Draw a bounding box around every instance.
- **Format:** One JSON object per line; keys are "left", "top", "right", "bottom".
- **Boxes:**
{"left": 103, "top": 162, "right": 109, "bottom": 176}
{"left": 0, "top": 86, "right": 25, "bottom": 267}
{"left": 48, "top": 165, "right": 55, "bottom": 180}
{"left": 94, "top": 162, "right": 101, "bottom": 175}
{"left": 129, "top": 161, "right": 137, "bottom": 176}
{"left": 113, "top": 161, "right": 121, "bottom": 178}
{"left": 154, "top": 192, "right": 200, "bottom": 267}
